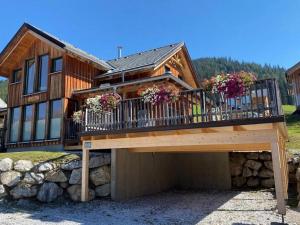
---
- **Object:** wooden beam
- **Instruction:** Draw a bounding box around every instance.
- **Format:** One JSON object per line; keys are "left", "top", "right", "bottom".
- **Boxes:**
{"left": 271, "top": 132, "right": 286, "bottom": 215}
{"left": 82, "top": 129, "right": 277, "bottom": 150}
{"left": 128, "top": 143, "right": 271, "bottom": 153}
{"left": 81, "top": 148, "right": 90, "bottom": 202}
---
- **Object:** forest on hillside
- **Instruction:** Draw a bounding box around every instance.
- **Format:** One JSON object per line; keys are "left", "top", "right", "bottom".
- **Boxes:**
{"left": 0, "top": 80, "right": 7, "bottom": 102}
{"left": 192, "top": 57, "right": 292, "bottom": 105}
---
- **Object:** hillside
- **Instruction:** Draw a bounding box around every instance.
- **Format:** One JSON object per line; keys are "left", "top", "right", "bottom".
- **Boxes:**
{"left": 0, "top": 80, "right": 7, "bottom": 103}
{"left": 192, "top": 57, "right": 292, "bottom": 105}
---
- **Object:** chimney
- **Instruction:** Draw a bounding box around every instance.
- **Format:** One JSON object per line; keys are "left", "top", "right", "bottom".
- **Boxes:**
{"left": 117, "top": 46, "right": 123, "bottom": 58}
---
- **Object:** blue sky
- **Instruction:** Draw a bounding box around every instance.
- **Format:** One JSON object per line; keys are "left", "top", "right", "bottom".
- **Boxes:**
{"left": 0, "top": 0, "right": 299, "bottom": 69}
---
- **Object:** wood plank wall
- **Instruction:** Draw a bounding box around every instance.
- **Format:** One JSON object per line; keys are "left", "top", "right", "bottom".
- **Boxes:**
{"left": 7, "top": 37, "right": 63, "bottom": 108}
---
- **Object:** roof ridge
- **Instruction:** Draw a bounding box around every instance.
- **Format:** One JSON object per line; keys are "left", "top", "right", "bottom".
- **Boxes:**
{"left": 107, "top": 42, "right": 184, "bottom": 63}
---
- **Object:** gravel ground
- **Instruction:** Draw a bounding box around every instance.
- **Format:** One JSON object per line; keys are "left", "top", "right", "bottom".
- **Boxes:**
{"left": 0, "top": 190, "right": 299, "bottom": 225}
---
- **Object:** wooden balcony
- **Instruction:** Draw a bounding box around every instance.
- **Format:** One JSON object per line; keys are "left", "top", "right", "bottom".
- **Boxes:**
{"left": 74, "top": 78, "right": 284, "bottom": 137}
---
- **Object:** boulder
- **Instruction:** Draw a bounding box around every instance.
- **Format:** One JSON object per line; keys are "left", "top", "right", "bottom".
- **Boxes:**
{"left": 14, "top": 160, "right": 34, "bottom": 172}
{"left": 0, "top": 171, "right": 22, "bottom": 187}
{"left": 261, "top": 178, "right": 275, "bottom": 188}
{"left": 230, "top": 162, "right": 243, "bottom": 176}
{"left": 258, "top": 169, "right": 274, "bottom": 178}
{"left": 69, "top": 168, "right": 81, "bottom": 184}
{"left": 59, "top": 182, "right": 69, "bottom": 189}
{"left": 259, "top": 152, "right": 272, "bottom": 161}
{"left": 246, "top": 153, "right": 259, "bottom": 160}
{"left": 45, "top": 170, "right": 68, "bottom": 183}
{"left": 0, "top": 185, "right": 7, "bottom": 197}
{"left": 23, "top": 172, "right": 44, "bottom": 185}
{"left": 67, "top": 185, "right": 95, "bottom": 202}
{"left": 244, "top": 160, "right": 262, "bottom": 171}
{"left": 292, "top": 156, "right": 300, "bottom": 165}
{"left": 230, "top": 153, "right": 246, "bottom": 165}
{"left": 37, "top": 182, "right": 63, "bottom": 203}
{"left": 61, "top": 160, "right": 82, "bottom": 170}
{"left": 90, "top": 166, "right": 111, "bottom": 186}
{"left": 252, "top": 170, "right": 258, "bottom": 177}
{"left": 288, "top": 163, "right": 296, "bottom": 174}
{"left": 264, "top": 161, "right": 273, "bottom": 171}
{"left": 0, "top": 158, "right": 13, "bottom": 172}
{"left": 37, "top": 162, "right": 55, "bottom": 172}
{"left": 10, "top": 183, "right": 38, "bottom": 199}
{"left": 242, "top": 167, "right": 252, "bottom": 177}
{"left": 296, "top": 168, "right": 300, "bottom": 181}
{"left": 95, "top": 184, "right": 111, "bottom": 197}
{"left": 89, "top": 155, "right": 111, "bottom": 169}
{"left": 247, "top": 177, "right": 260, "bottom": 187}
{"left": 232, "top": 176, "right": 246, "bottom": 188}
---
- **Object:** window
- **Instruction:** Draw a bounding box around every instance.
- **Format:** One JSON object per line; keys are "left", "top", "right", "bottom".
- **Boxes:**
{"left": 24, "top": 59, "right": 35, "bottom": 94}
{"left": 52, "top": 58, "right": 62, "bottom": 73}
{"left": 35, "top": 102, "right": 46, "bottom": 140}
{"left": 22, "top": 105, "right": 33, "bottom": 141}
{"left": 49, "top": 100, "right": 62, "bottom": 139}
{"left": 37, "top": 55, "right": 49, "bottom": 91}
{"left": 12, "top": 69, "right": 22, "bottom": 83}
{"left": 164, "top": 66, "right": 171, "bottom": 73}
{"left": 9, "top": 107, "right": 20, "bottom": 142}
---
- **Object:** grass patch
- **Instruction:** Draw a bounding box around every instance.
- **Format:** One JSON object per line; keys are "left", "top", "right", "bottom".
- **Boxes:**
{"left": 283, "top": 105, "right": 300, "bottom": 154}
{"left": 0, "top": 151, "right": 79, "bottom": 164}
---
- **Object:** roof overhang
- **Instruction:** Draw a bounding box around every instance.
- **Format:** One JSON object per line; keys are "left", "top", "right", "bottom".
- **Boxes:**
{"left": 0, "top": 23, "right": 112, "bottom": 77}
{"left": 286, "top": 61, "right": 300, "bottom": 76}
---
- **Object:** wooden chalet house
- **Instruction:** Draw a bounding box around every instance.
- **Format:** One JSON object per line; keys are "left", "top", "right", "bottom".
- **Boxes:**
{"left": 287, "top": 62, "right": 300, "bottom": 112}
{"left": 0, "top": 23, "right": 289, "bottom": 214}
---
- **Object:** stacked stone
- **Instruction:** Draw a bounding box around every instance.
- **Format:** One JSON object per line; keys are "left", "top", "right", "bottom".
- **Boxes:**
{"left": 230, "top": 152, "right": 275, "bottom": 188}
{"left": 288, "top": 154, "right": 300, "bottom": 207}
{"left": 0, "top": 153, "right": 111, "bottom": 203}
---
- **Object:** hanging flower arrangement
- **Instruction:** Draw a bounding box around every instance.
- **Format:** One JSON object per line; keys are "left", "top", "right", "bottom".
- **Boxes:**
{"left": 72, "top": 92, "right": 122, "bottom": 123}
{"left": 137, "top": 83, "right": 180, "bottom": 105}
{"left": 202, "top": 71, "right": 256, "bottom": 98}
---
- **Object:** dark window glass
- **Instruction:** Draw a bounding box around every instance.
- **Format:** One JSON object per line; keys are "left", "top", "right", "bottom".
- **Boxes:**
{"left": 49, "top": 100, "right": 61, "bottom": 139}
{"left": 9, "top": 107, "right": 20, "bottom": 142}
{"left": 165, "top": 66, "right": 171, "bottom": 73}
{"left": 12, "top": 69, "right": 22, "bottom": 83}
{"left": 22, "top": 105, "right": 33, "bottom": 141}
{"left": 38, "top": 55, "right": 49, "bottom": 91}
{"left": 24, "top": 59, "right": 35, "bottom": 94}
{"left": 35, "top": 102, "right": 46, "bottom": 140}
{"left": 52, "top": 58, "right": 62, "bottom": 73}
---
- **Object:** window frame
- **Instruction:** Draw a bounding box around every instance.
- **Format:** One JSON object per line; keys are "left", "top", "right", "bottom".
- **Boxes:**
{"left": 37, "top": 54, "right": 49, "bottom": 92}
{"left": 34, "top": 102, "right": 47, "bottom": 140}
{"left": 21, "top": 104, "right": 34, "bottom": 142}
{"left": 11, "top": 69, "right": 22, "bottom": 84}
{"left": 24, "top": 58, "right": 36, "bottom": 95}
{"left": 51, "top": 57, "right": 63, "bottom": 73}
{"left": 9, "top": 107, "right": 21, "bottom": 143}
{"left": 48, "top": 99, "right": 62, "bottom": 139}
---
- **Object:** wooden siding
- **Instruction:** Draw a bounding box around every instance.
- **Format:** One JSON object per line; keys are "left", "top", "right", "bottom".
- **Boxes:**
{"left": 64, "top": 56, "right": 100, "bottom": 98}
{"left": 6, "top": 35, "right": 64, "bottom": 107}
{"left": 288, "top": 72, "right": 300, "bottom": 107}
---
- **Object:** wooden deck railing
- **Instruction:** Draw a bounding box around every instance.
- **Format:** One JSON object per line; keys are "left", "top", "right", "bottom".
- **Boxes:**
{"left": 67, "top": 78, "right": 283, "bottom": 137}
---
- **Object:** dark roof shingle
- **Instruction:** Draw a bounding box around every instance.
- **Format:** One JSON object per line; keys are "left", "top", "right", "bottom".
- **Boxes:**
{"left": 98, "top": 42, "right": 184, "bottom": 77}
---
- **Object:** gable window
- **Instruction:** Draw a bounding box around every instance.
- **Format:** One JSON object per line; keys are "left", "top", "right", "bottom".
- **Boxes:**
{"left": 22, "top": 104, "right": 33, "bottom": 141}
{"left": 35, "top": 102, "right": 46, "bottom": 140}
{"left": 24, "top": 59, "right": 35, "bottom": 94}
{"left": 49, "top": 99, "right": 62, "bottom": 139}
{"left": 164, "top": 66, "right": 171, "bottom": 73}
{"left": 9, "top": 107, "right": 20, "bottom": 142}
{"left": 37, "top": 55, "right": 49, "bottom": 91}
{"left": 52, "top": 57, "right": 62, "bottom": 73}
{"left": 12, "top": 69, "right": 22, "bottom": 83}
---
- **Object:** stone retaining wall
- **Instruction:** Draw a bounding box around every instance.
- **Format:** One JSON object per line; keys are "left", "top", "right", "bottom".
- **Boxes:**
{"left": 230, "top": 152, "right": 300, "bottom": 207}
{"left": 0, "top": 153, "right": 111, "bottom": 203}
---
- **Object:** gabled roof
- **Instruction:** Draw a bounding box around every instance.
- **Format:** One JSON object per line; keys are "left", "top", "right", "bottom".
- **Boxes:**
{"left": 286, "top": 61, "right": 300, "bottom": 76}
{"left": 97, "top": 42, "right": 185, "bottom": 78}
{"left": 0, "top": 23, "right": 112, "bottom": 72}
